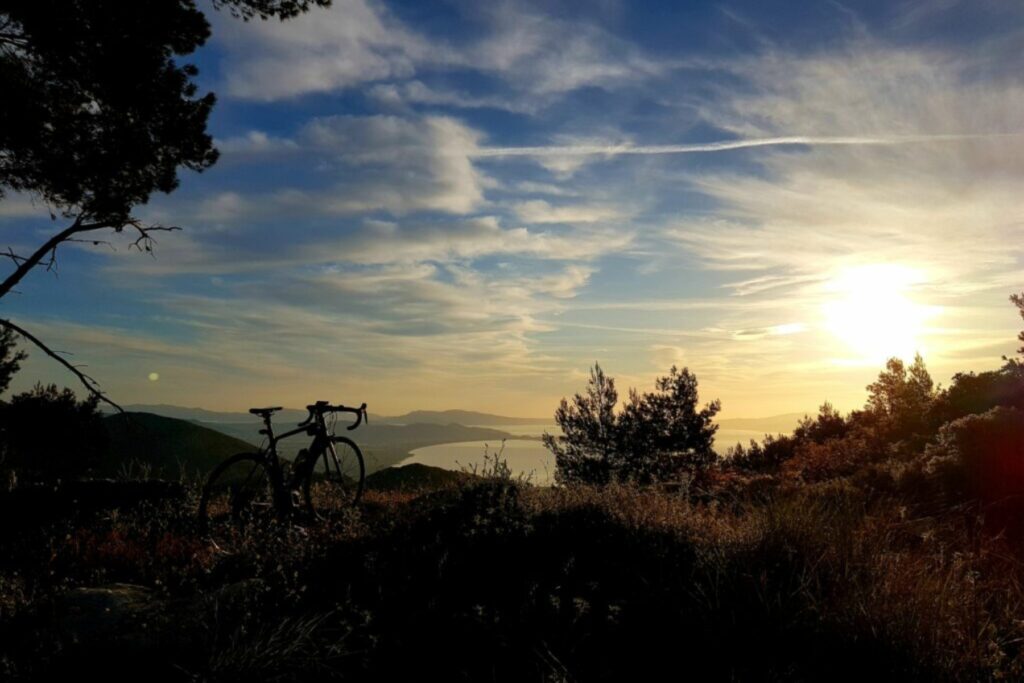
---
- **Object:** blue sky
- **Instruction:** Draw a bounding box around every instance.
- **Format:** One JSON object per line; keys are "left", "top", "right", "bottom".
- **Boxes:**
{"left": 2, "top": 0, "right": 1023, "bottom": 417}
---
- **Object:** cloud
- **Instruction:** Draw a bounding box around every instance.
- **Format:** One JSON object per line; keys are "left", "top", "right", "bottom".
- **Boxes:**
{"left": 462, "top": 2, "right": 668, "bottom": 96}
{"left": 0, "top": 192, "right": 66, "bottom": 222}
{"left": 179, "top": 115, "right": 489, "bottom": 220}
{"left": 667, "top": 42, "right": 1024, "bottom": 279}
{"left": 368, "top": 80, "right": 537, "bottom": 114}
{"left": 216, "top": 0, "right": 432, "bottom": 100}
{"left": 214, "top": 131, "right": 300, "bottom": 157}
{"left": 328, "top": 216, "right": 631, "bottom": 264}
{"left": 107, "top": 213, "right": 631, "bottom": 276}
{"left": 301, "top": 114, "right": 486, "bottom": 214}
{"left": 473, "top": 134, "right": 997, "bottom": 159}
{"left": 732, "top": 323, "right": 806, "bottom": 340}
{"left": 512, "top": 200, "right": 621, "bottom": 224}
{"left": 215, "top": 0, "right": 672, "bottom": 103}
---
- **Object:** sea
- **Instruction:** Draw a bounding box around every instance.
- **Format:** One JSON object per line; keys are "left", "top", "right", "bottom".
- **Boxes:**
{"left": 396, "top": 425, "right": 774, "bottom": 486}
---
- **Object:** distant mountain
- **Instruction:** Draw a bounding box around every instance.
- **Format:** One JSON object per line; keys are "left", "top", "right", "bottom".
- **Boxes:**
{"left": 100, "top": 412, "right": 256, "bottom": 480}
{"left": 119, "top": 404, "right": 545, "bottom": 427}
{"left": 378, "top": 410, "right": 548, "bottom": 426}
{"left": 121, "top": 404, "right": 311, "bottom": 424}
{"left": 716, "top": 413, "right": 806, "bottom": 434}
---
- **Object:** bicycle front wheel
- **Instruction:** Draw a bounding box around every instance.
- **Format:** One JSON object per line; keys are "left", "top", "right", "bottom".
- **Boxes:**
{"left": 198, "top": 453, "right": 275, "bottom": 530}
{"left": 303, "top": 436, "right": 365, "bottom": 517}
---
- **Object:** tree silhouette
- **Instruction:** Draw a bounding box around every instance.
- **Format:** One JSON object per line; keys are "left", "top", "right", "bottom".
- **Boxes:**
{"left": 618, "top": 366, "right": 720, "bottom": 482}
{"left": 0, "top": 383, "right": 106, "bottom": 482}
{"left": 864, "top": 353, "right": 934, "bottom": 441}
{"left": 0, "top": 324, "right": 25, "bottom": 395}
{"left": 544, "top": 363, "right": 619, "bottom": 485}
{"left": 1011, "top": 291, "right": 1024, "bottom": 357}
{"left": 0, "top": 0, "right": 331, "bottom": 408}
{"left": 545, "top": 364, "right": 720, "bottom": 485}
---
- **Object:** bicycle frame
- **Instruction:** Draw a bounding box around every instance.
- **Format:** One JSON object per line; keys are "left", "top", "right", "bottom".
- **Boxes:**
{"left": 254, "top": 403, "right": 365, "bottom": 501}
{"left": 253, "top": 416, "right": 330, "bottom": 507}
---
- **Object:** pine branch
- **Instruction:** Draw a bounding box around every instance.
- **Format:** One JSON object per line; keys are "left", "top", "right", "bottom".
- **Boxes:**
{"left": 0, "top": 318, "right": 124, "bottom": 413}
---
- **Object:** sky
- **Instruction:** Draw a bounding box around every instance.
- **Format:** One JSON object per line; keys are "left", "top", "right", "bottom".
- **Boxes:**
{"left": 2, "top": 0, "right": 1023, "bottom": 419}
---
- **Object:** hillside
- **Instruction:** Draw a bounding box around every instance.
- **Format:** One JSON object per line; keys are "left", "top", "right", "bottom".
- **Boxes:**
{"left": 364, "top": 463, "right": 470, "bottom": 491}
{"left": 100, "top": 412, "right": 257, "bottom": 480}
{"left": 716, "top": 412, "right": 806, "bottom": 433}
{"left": 122, "top": 404, "right": 313, "bottom": 424}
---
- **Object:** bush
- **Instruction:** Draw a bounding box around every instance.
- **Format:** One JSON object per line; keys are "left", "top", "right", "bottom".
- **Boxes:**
{"left": 925, "top": 406, "right": 1024, "bottom": 505}
{"left": 725, "top": 403, "right": 850, "bottom": 474}
{"left": 781, "top": 433, "right": 875, "bottom": 483}
{"left": 930, "top": 363, "right": 1024, "bottom": 426}
{"left": 0, "top": 383, "right": 107, "bottom": 482}
{"left": 544, "top": 363, "right": 720, "bottom": 485}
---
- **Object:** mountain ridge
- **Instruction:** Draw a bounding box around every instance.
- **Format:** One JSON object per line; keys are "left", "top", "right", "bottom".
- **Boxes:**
{"left": 100, "top": 412, "right": 257, "bottom": 479}
{"left": 120, "top": 404, "right": 549, "bottom": 426}
{"left": 121, "top": 403, "right": 807, "bottom": 430}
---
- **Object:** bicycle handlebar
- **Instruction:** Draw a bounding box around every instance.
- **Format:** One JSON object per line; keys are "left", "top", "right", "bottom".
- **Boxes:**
{"left": 297, "top": 401, "right": 368, "bottom": 431}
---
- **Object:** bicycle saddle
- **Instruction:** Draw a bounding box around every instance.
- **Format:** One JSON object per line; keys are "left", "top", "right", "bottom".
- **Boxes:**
{"left": 249, "top": 406, "right": 283, "bottom": 416}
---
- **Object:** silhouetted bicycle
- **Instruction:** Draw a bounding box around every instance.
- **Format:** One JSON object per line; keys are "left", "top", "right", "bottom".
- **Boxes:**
{"left": 198, "top": 401, "right": 367, "bottom": 529}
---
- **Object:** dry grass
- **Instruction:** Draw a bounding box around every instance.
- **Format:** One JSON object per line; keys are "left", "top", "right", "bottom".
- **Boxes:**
{"left": 5, "top": 473, "right": 1024, "bottom": 680}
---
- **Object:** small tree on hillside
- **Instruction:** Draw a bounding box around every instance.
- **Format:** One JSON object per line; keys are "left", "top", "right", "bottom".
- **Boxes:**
{"left": 793, "top": 402, "right": 848, "bottom": 444}
{"left": 545, "top": 364, "right": 721, "bottom": 485}
{"left": 618, "top": 366, "right": 720, "bottom": 482}
{"left": 863, "top": 353, "right": 935, "bottom": 441}
{"left": 543, "top": 364, "right": 619, "bottom": 485}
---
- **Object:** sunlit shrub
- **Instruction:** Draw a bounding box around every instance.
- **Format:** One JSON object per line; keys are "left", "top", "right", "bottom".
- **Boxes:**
{"left": 925, "top": 406, "right": 1024, "bottom": 504}
{"left": 781, "top": 434, "right": 875, "bottom": 483}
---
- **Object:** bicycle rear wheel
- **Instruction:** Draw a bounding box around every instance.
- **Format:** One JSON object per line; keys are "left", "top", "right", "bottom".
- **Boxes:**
{"left": 198, "top": 453, "right": 275, "bottom": 531}
{"left": 303, "top": 436, "right": 365, "bottom": 517}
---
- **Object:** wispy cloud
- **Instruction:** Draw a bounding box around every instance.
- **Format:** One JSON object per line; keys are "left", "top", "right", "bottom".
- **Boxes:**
{"left": 215, "top": 0, "right": 671, "bottom": 103}
{"left": 473, "top": 133, "right": 1017, "bottom": 159}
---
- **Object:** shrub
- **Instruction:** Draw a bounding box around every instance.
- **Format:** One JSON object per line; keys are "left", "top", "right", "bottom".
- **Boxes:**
{"left": 925, "top": 406, "right": 1024, "bottom": 505}
{"left": 0, "top": 383, "right": 107, "bottom": 482}
{"left": 781, "top": 433, "right": 875, "bottom": 483}
{"left": 544, "top": 363, "right": 720, "bottom": 485}
{"left": 725, "top": 433, "right": 799, "bottom": 473}
{"left": 930, "top": 363, "right": 1024, "bottom": 426}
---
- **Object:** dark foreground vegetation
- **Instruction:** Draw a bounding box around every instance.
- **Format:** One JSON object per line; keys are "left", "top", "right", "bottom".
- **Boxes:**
{"left": 3, "top": 467, "right": 1024, "bottom": 681}
{"left": 2, "top": 296, "right": 1024, "bottom": 681}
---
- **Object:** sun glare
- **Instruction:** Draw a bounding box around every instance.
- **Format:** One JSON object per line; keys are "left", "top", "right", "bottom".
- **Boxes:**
{"left": 822, "top": 264, "right": 938, "bottom": 364}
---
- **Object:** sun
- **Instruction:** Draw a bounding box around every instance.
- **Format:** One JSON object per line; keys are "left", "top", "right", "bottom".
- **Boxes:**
{"left": 822, "top": 264, "right": 938, "bottom": 364}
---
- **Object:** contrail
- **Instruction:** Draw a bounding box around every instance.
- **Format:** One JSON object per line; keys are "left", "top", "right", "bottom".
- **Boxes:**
{"left": 471, "top": 133, "right": 1010, "bottom": 158}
